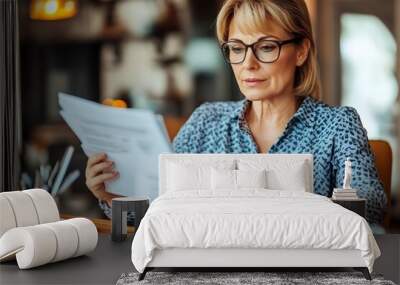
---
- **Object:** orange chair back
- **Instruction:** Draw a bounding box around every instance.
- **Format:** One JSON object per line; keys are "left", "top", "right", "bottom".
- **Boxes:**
{"left": 369, "top": 140, "right": 392, "bottom": 226}
{"left": 163, "top": 116, "right": 188, "bottom": 141}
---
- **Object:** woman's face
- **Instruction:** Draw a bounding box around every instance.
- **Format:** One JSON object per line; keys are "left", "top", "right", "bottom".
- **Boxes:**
{"left": 227, "top": 18, "right": 307, "bottom": 101}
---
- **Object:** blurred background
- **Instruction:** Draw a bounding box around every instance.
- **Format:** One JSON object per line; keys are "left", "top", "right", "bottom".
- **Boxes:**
{"left": 16, "top": 0, "right": 400, "bottom": 232}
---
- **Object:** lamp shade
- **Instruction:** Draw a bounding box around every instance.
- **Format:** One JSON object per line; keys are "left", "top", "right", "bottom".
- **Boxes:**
{"left": 30, "top": 0, "right": 78, "bottom": 21}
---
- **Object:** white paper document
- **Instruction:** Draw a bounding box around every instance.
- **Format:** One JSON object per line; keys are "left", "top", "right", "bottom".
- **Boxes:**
{"left": 58, "top": 92, "right": 173, "bottom": 200}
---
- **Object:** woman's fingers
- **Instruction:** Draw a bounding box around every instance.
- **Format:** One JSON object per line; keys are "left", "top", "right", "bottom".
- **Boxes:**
{"left": 87, "top": 153, "right": 107, "bottom": 169}
{"left": 86, "top": 171, "right": 119, "bottom": 190}
{"left": 87, "top": 161, "right": 114, "bottom": 178}
{"left": 85, "top": 153, "right": 119, "bottom": 200}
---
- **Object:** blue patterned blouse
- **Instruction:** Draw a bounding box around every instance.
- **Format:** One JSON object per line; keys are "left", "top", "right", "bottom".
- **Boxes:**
{"left": 100, "top": 96, "right": 387, "bottom": 225}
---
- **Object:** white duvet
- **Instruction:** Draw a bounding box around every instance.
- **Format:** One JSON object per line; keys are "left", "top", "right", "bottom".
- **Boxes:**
{"left": 131, "top": 189, "right": 380, "bottom": 273}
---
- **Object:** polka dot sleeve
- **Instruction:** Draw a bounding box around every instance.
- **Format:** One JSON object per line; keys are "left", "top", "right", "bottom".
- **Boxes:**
{"left": 332, "top": 107, "right": 387, "bottom": 224}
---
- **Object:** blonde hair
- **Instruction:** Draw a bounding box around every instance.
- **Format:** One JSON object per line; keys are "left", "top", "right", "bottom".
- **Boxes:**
{"left": 216, "top": 0, "right": 321, "bottom": 100}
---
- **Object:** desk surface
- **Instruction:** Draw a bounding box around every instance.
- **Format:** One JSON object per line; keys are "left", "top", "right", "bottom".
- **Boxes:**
{"left": 0, "top": 234, "right": 134, "bottom": 285}
{"left": 1, "top": 234, "right": 399, "bottom": 285}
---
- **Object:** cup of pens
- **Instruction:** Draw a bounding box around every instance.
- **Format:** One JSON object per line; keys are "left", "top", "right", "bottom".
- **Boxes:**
{"left": 20, "top": 146, "right": 80, "bottom": 207}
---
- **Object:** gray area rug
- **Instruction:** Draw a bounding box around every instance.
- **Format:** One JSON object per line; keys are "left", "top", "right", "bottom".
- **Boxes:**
{"left": 116, "top": 271, "right": 396, "bottom": 285}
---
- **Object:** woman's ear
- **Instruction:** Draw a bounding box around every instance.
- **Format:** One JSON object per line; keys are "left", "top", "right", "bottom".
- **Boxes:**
{"left": 296, "top": 38, "right": 310, "bottom": 67}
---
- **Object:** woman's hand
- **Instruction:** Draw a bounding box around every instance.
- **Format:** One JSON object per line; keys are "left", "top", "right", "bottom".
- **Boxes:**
{"left": 85, "top": 153, "right": 121, "bottom": 207}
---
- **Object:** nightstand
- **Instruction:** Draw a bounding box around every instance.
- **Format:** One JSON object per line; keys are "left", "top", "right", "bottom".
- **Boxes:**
{"left": 331, "top": 198, "right": 366, "bottom": 218}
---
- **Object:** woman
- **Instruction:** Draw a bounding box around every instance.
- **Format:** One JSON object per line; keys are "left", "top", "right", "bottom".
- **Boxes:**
{"left": 85, "top": 0, "right": 387, "bottom": 227}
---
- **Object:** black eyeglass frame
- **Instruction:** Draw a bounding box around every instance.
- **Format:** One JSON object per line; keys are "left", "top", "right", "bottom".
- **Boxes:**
{"left": 220, "top": 37, "right": 303, "bottom": 64}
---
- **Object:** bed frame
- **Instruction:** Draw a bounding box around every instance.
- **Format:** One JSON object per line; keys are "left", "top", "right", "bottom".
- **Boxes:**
{"left": 138, "top": 154, "right": 372, "bottom": 281}
{"left": 138, "top": 248, "right": 371, "bottom": 280}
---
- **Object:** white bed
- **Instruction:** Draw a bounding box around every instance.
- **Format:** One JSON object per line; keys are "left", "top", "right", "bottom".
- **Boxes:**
{"left": 131, "top": 154, "right": 380, "bottom": 281}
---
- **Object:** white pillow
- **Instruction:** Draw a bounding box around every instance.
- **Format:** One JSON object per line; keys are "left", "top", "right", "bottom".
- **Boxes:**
{"left": 167, "top": 163, "right": 209, "bottom": 191}
{"left": 211, "top": 168, "right": 236, "bottom": 190}
{"left": 236, "top": 169, "right": 267, "bottom": 188}
{"left": 265, "top": 164, "right": 308, "bottom": 191}
{"left": 211, "top": 168, "right": 267, "bottom": 190}
{"left": 167, "top": 160, "right": 236, "bottom": 191}
{"left": 238, "top": 159, "right": 310, "bottom": 192}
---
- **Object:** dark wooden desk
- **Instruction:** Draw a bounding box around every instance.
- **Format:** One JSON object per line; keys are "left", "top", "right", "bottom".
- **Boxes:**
{"left": 374, "top": 234, "right": 400, "bottom": 284}
{"left": 0, "top": 234, "right": 134, "bottom": 285}
{"left": 1, "top": 234, "right": 399, "bottom": 285}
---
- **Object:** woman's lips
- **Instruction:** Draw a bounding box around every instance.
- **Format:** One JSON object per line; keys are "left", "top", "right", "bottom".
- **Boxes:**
{"left": 243, "top": 78, "right": 266, "bottom": 86}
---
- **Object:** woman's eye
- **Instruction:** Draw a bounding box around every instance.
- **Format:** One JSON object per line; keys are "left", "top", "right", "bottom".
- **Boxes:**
{"left": 230, "top": 46, "right": 245, "bottom": 54}
{"left": 259, "top": 45, "right": 276, "bottom": 52}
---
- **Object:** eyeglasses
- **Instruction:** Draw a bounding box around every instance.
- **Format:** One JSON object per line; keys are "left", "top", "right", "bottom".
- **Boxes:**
{"left": 220, "top": 37, "right": 302, "bottom": 64}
